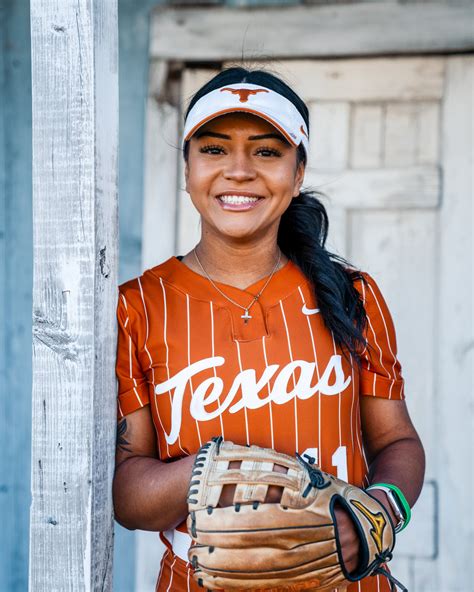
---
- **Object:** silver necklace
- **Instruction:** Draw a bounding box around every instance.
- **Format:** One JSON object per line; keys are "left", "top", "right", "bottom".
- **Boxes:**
{"left": 193, "top": 246, "right": 282, "bottom": 324}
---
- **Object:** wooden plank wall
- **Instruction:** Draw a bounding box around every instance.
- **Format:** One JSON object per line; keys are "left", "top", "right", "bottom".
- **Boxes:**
{"left": 29, "top": 1, "right": 118, "bottom": 589}
{"left": 438, "top": 56, "right": 473, "bottom": 591}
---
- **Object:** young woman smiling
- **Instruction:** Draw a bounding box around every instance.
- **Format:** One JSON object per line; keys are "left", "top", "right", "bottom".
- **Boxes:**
{"left": 112, "top": 67, "right": 425, "bottom": 592}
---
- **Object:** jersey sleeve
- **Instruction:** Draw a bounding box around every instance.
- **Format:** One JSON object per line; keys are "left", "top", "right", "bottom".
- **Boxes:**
{"left": 355, "top": 272, "right": 405, "bottom": 400}
{"left": 115, "top": 289, "right": 150, "bottom": 418}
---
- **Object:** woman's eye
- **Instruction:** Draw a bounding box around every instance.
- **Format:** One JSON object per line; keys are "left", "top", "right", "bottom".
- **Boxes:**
{"left": 198, "top": 144, "right": 282, "bottom": 157}
{"left": 256, "top": 146, "right": 282, "bottom": 157}
{"left": 200, "top": 144, "right": 225, "bottom": 155}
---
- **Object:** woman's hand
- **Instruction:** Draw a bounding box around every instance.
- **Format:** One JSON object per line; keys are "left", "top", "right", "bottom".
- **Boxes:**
{"left": 334, "top": 505, "right": 361, "bottom": 574}
{"left": 334, "top": 489, "right": 398, "bottom": 576}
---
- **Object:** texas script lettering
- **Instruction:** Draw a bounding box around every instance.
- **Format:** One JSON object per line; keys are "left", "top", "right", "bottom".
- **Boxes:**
{"left": 155, "top": 355, "right": 351, "bottom": 444}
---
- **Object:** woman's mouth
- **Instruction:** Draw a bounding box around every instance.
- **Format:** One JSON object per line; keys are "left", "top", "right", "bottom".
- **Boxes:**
{"left": 215, "top": 194, "right": 264, "bottom": 211}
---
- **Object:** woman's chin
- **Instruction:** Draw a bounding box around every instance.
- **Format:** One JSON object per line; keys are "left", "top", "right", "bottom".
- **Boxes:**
{"left": 211, "top": 223, "right": 263, "bottom": 242}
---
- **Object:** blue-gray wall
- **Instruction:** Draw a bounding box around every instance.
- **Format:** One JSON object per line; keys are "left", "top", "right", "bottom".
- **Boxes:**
{"left": 1, "top": 2, "right": 33, "bottom": 590}
{"left": 115, "top": 2, "right": 161, "bottom": 589}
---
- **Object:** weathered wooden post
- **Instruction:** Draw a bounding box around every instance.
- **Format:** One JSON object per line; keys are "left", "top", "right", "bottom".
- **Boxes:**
{"left": 29, "top": 1, "right": 118, "bottom": 589}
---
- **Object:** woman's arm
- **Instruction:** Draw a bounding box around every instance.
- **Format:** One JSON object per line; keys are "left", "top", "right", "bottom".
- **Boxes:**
{"left": 113, "top": 406, "right": 195, "bottom": 531}
{"left": 336, "top": 397, "right": 425, "bottom": 572}
{"left": 361, "top": 397, "right": 425, "bottom": 505}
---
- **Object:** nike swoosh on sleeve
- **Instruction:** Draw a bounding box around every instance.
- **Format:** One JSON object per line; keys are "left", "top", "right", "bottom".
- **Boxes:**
{"left": 302, "top": 304, "right": 320, "bottom": 315}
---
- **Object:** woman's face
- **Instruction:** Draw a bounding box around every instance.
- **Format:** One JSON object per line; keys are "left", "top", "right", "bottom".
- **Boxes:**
{"left": 184, "top": 112, "right": 305, "bottom": 242}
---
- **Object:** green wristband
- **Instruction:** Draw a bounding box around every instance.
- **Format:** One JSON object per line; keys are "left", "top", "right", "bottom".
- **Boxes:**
{"left": 370, "top": 482, "right": 411, "bottom": 531}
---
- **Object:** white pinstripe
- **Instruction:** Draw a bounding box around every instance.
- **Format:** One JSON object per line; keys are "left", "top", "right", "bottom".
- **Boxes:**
{"left": 279, "top": 299, "right": 299, "bottom": 452}
{"left": 137, "top": 278, "right": 153, "bottom": 377}
{"left": 121, "top": 293, "right": 145, "bottom": 411}
{"left": 234, "top": 339, "right": 250, "bottom": 445}
{"left": 186, "top": 293, "right": 202, "bottom": 447}
{"left": 358, "top": 278, "right": 369, "bottom": 357}
{"left": 117, "top": 292, "right": 135, "bottom": 417}
{"left": 330, "top": 330, "right": 342, "bottom": 448}
{"left": 364, "top": 307, "right": 392, "bottom": 395}
{"left": 155, "top": 547, "right": 169, "bottom": 591}
{"left": 261, "top": 335, "right": 274, "bottom": 450}
{"left": 156, "top": 279, "right": 176, "bottom": 457}
{"left": 367, "top": 283, "right": 399, "bottom": 399}
{"left": 349, "top": 353, "right": 355, "bottom": 454}
{"left": 120, "top": 292, "right": 128, "bottom": 311}
{"left": 137, "top": 278, "right": 167, "bottom": 458}
{"left": 210, "top": 301, "right": 225, "bottom": 438}
{"left": 128, "top": 336, "right": 143, "bottom": 407}
{"left": 354, "top": 380, "right": 369, "bottom": 480}
{"left": 165, "top": 557, "right": 177, "bottom": 592}
{"left": 137, "top": 278, "right": 173, "bottom": 458}
{"left": 359, "top": 273, "right": 398, "bottom": 399}
{"left": 297, "top": 285, "right": 321, "bottom": 457}
{"left": 186, "top": 563, "right": 191, "bottom": 592}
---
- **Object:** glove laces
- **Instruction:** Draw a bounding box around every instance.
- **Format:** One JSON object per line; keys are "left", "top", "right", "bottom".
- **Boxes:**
{"left": 295, "top": 452, "right": 331, "bottom": 497}
{"left": 374, "top": 566, "right": 408, "bottom": 592}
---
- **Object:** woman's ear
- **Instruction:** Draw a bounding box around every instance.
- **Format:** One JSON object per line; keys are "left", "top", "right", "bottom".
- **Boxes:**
{"left": 184, "top": 161, "right": 189, "bottom": 192}
{"left": 293, "top": 162, "right": 305, "bottom": 197}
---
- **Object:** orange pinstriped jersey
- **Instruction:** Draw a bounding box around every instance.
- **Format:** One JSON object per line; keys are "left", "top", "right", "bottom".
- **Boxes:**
{"left": 115, "top": 255, "right": 405, "bottom": 592}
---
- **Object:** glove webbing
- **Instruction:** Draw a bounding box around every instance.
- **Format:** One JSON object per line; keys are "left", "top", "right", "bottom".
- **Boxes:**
{"left": 195, "top": 438, "right": 305, "bottom": 508}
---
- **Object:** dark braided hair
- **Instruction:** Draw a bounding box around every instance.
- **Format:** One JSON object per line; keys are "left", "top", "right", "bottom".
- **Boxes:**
{"left": 183, "top": 66, "right": 370, "bottom": 367}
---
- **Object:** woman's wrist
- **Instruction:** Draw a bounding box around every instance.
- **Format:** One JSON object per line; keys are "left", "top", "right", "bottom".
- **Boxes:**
{"left": 366, "top": 482, "right": 412, "bottom": 533}
{"left": 366, "top": 487, "right": 398, "bottom": 527}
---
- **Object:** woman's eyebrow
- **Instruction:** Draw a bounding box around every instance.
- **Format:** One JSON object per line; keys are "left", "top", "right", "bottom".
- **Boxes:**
{"left": 248, "top": 133, "right": 287, "bottom": 143}
{"left": 195, "top": 131, "right": 230, "bottom": 140}
{"left": 195, "top": 131, "right": 288, "bottom": 143}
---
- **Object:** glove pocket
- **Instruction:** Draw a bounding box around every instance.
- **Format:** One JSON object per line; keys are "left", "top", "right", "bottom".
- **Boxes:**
{"left": 189, "top": 502, "right": 336, "bottom": 548}
{"left": 189, "top": 540, "right": 342, "bottom": 579}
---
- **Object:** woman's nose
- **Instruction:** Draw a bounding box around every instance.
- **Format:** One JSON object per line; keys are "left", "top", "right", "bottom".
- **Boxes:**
{"left": 223, "top": 153, "right": 257, "bottom": 181}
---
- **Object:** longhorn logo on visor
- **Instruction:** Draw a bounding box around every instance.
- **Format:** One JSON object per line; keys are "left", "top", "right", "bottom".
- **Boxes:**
{"left": 220, "top": 87, "right": 269, "bottom": 103}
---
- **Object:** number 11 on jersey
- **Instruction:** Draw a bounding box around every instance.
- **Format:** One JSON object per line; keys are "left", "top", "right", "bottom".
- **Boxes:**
{"left": 331, "top": 446, "right": 348, "bottom": 481}
{"left": 301, "top": 446, "right": 348, "bottom": 481}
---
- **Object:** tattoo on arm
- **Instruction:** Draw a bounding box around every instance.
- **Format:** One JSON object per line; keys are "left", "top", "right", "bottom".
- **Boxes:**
{"left": 117, "top": 418, "right": 133, "bottom": 453}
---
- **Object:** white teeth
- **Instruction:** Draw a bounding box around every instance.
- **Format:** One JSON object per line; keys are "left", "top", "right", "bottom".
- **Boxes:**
{"left": 218, "top": 195, "right": 261, "bottom": 204}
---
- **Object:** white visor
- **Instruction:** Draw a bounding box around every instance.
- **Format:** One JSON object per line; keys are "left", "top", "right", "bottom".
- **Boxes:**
{"left": 182, "top": 82, "right": 309, "bottom": 156}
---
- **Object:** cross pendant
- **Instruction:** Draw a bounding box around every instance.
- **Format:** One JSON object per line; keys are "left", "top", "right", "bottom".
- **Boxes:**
{"left": 241, "top": 309, "right": 252, "bottom": 324}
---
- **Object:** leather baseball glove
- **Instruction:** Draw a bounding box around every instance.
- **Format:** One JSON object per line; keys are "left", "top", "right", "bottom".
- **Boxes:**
{"left": 186, "top": 437, "right": 407, "bottom": 592}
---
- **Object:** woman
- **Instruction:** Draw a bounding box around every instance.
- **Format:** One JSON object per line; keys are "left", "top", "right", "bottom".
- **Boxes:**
{"left": 112, "top": 67, "right": 425, "bottom": 591}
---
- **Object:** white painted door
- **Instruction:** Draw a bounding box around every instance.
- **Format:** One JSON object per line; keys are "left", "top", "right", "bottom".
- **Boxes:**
{"left": 140, "top": 56, "right": 473, "bottom": 592}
